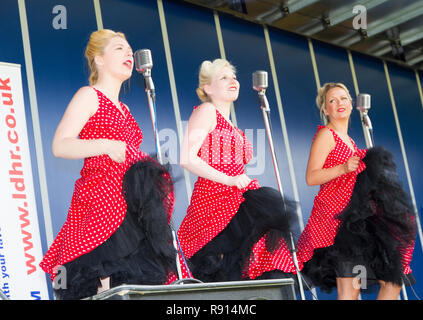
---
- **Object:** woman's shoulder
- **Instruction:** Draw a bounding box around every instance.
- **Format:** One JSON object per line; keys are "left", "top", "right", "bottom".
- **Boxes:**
{"left": 193, "top": 102, "right": 216, "bottom": 114}
{"left": 189, "top": 102, "right": 217, "bottom": 132}
{"left": 314, "top": 125, "right": 332, "bottom": 138}
{"left": 67, "top": 86, "right": 99, "bottom": 115}
{"left": 312, "top": 125, "right": 335, "bottom": 146}
{"left": 72, "top": 86, "right": 98, "bottom": 102}
{"left": 76, "top": 85, "right": 96, "bottom": 95}
{"left": 191, "top": 102, "right": 217, "bottom": 121}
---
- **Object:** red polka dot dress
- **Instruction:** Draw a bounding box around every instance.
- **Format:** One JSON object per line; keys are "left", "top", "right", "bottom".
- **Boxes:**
{"left": 40, "top": 88, "right": 187, "bottom": 297}
{"left": 177, "top": 107, "right": 297, "bottom": 282}
{"left": 296, "top": 126, "right": 366, "bottom": 268}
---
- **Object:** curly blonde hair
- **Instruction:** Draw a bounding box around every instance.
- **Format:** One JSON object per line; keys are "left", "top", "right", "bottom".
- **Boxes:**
{"left": 196, "top": 59, "right": 236, "bottom": 102}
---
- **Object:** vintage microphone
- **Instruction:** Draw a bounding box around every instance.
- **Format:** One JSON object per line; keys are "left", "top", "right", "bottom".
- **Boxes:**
{"left": 134, "top": 49, "right": 187, "bottom": 282}
{"left": 356, "top": 93, "right": 374, "bottom": 148}
{"left": 252, "top": 70, "right": 306, "bottom": 300}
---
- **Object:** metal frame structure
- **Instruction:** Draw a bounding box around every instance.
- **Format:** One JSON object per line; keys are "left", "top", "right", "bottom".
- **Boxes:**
{"left": 185, "top": 0, "right": 423, "bottom": 71}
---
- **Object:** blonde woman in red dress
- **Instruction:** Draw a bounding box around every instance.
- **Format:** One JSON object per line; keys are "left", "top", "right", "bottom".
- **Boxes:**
{"left": 177, "top": 59, "right": 299, "bottom": 283}
{"left": 297, "top": 83, "right": 416, "bottom": 299}
{"left": 40, "top": 30, "right": 186, "bottom": 299}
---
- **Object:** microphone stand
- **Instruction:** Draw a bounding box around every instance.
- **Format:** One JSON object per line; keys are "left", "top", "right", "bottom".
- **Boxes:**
{"left": 143, "top": 70, "right": 163, "bottom": 165}
{"left": 358, "top": 108, "right": 374, "bottom": 148}
{"left": 256, "top": 89, "right": 306, "bottom": 300}
{"left": 141, "top": 71, "right": 184, "bottom": 282}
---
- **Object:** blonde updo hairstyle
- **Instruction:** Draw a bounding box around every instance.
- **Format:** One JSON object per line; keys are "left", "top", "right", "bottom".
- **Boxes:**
{"left": 85, "top": 29, "right": 127, "bottom": 86}
{"left": 316, "top": 82, "right": 353, "bottom": 124}
{"left": 196, "top": 59, "right": 236, "bottom": 103}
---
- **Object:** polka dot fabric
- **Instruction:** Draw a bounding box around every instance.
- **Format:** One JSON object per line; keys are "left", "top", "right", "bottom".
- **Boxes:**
{"left": 40, "top": 87, "right": 177, "bottom": 281}
{"left": 177, "top": 107, "right": 260, "bottom": 260}
{"left": 296, "top": 126, "right": 367, "bottom": 268}
{"left": 246, "top": 234, "right": 297, "bottom": 279}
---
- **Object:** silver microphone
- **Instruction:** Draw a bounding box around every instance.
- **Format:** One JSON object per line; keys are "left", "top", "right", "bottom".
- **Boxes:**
{"left": 356, "top": 93, "right": 374, "bottom": 146}
{"left": 253, "top": 70, "right": 269, "bottom": 111}
{"left": 252, "top": 70, "right": 268, "bottom": 92}
{"left": 135, "top": 49, "right": 153, "bottom": 74}
{"left": 134, "top": 49, "right": 155, "bottom": 94}
{"left": 356, "top": 93, "right": 371, "bottom": 113}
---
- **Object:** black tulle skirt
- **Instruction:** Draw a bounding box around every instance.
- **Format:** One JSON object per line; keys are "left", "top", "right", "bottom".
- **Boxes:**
{"left": 53, "top": 158, "right": 178, "bottom": 300}
{"left": 302, "top": 146, "right": 417, "bottom": 293}
{"left": 188, "top": 186, "right": 298, "bottom": 283}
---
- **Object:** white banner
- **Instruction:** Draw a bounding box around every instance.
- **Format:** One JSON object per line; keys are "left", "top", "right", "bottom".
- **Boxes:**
{"left": 0, "top": 62, "right": 48, "bottom": 299}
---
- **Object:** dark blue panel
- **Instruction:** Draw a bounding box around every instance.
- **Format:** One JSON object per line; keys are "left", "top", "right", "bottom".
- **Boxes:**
{"left": 267, "top": 30, "right": 318, "bottom": 224}
{"left": 313, "top": 40, "right": 366, "bottom": 149}
{"left": 218, "top": 16, "right": 295, "bottom": 202}
{"left": 0, "top": 1, "right": 24, "bottom": 63}
{"left": 387, "top": 62, "right": 423, "bottom": 300}
{"left": 26, "top": 0, "right": 98, "bottom": 237}
{"left": 388, "top": 64, "right": 423, "bottom": 212}
{"left": 161, "top": 0, "right": 221, "bottom": 226}
{"left": 352, "top": 53, "right": 409, "bottom": 190}
{"left": 163, "top": 0, "right": 220, "bottom": 126}
{"left": 100, "top": 0, "right": 190, "bottom": 229}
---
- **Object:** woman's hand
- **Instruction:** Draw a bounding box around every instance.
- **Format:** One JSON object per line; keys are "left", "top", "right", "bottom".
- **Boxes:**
{"left": 104, "top": 139, "right": 127, "bottom": 163}
{"left": 228, "top": 173, "right": 252, "bottom": 189}
{"left": 343, "top": 156, "right": 360, "bottom": 174}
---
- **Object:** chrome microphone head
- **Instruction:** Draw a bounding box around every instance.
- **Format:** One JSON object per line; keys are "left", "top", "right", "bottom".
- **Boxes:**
{"left": 252, "top": 70, "right": 268, "bottom": 92}
{"left": 356, "top": 93, "right": 371, "bottom": 113}
{"left": 134, "top": 49, "right": 153, "bottom": 74}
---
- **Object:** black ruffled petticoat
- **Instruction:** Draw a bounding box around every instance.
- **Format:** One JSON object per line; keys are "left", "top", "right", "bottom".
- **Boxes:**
{"left": 53, "top": 158, "right": 178, "bottom": 300}
{"left": 302, "top": 146, "right": 416, "bottom": 293}
{"left": 188, "top": 186, "right": 298, "bottom": 283}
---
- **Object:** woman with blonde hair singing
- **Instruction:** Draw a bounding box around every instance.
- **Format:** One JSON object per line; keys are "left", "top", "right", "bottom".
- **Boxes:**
{"left": 40, "top": 29, "right": 185, "bottom": 299}
{"left": 177, "top": 59, "right": 299, "bottom": 283}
